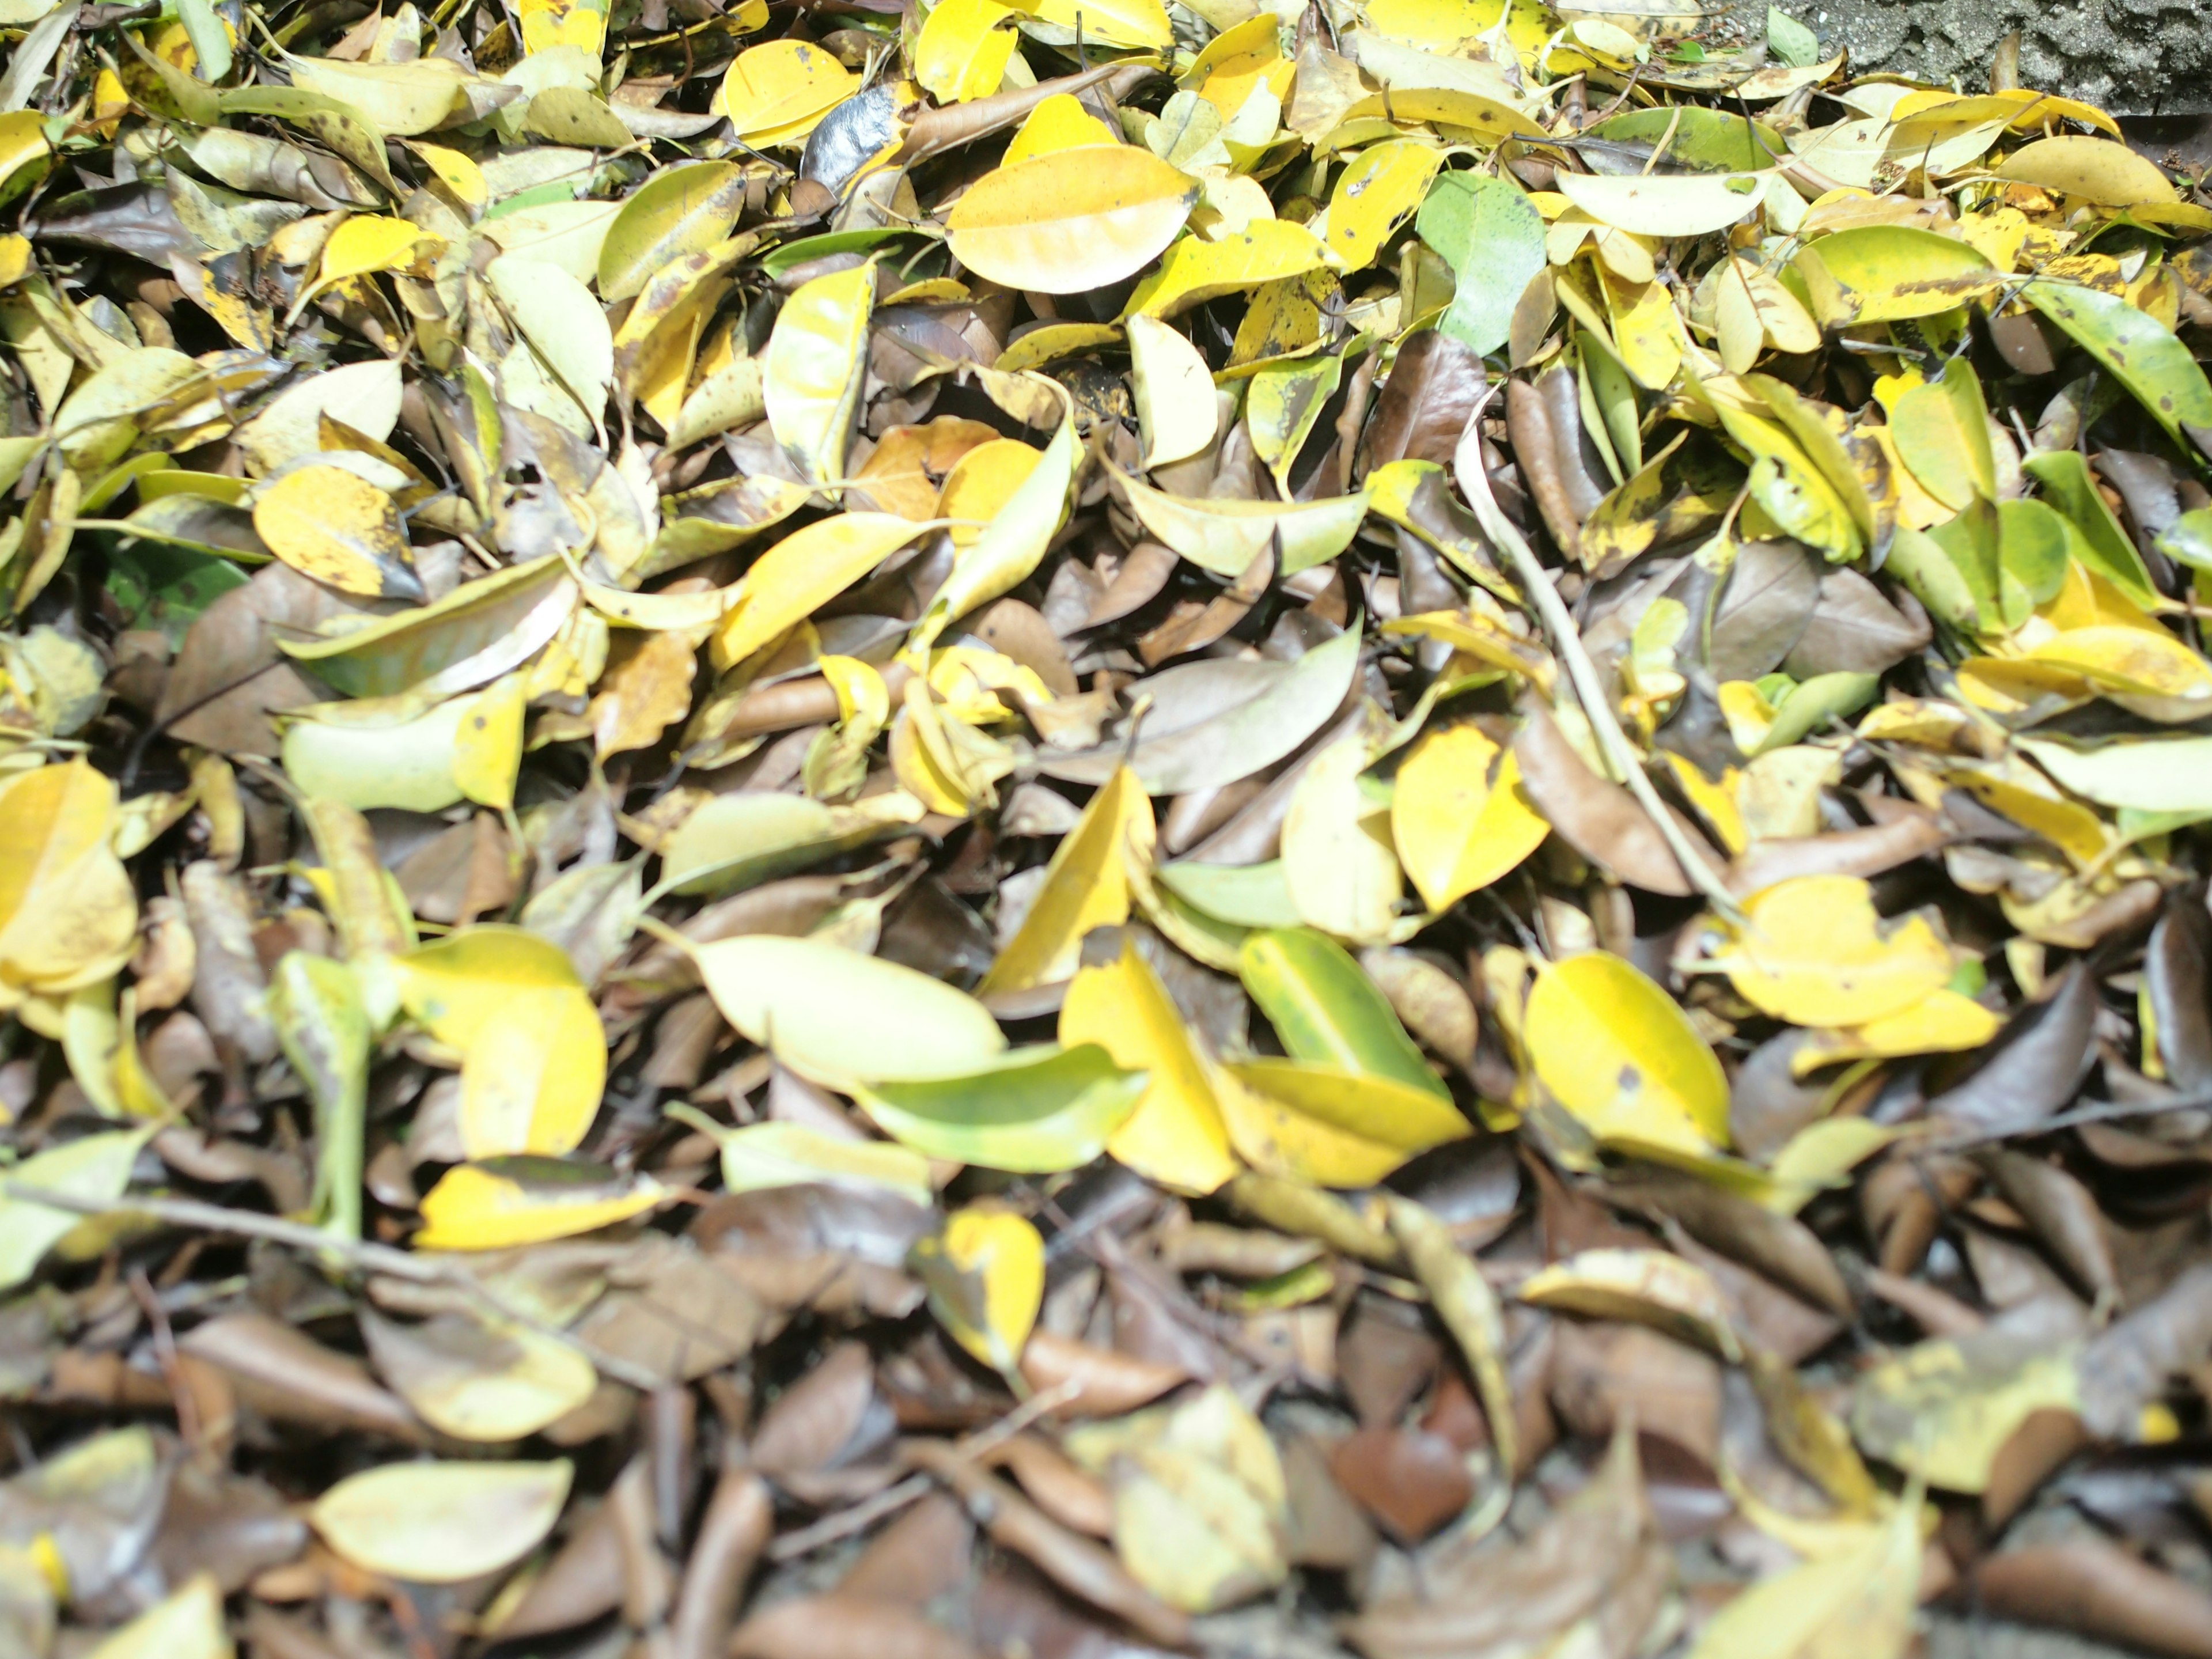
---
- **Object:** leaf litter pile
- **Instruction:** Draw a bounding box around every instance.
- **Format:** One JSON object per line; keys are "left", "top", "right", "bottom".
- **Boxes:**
{"left": 17, "top": 0, "right": 2212, "bottom": 1650}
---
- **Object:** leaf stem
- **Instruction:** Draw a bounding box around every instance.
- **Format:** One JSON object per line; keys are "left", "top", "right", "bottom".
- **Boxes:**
{"left": 1454, "top": 389, "right": 1745, "bottom": 922}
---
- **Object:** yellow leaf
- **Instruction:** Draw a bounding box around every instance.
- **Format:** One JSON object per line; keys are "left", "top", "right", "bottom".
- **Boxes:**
{"left": 915, "top": 0, "right": 1020, "bottom": 104}
{"left": 1715, "top": 255, "right": 1819, "bottom": 373}
{"left": 1126, "top": 218, "right": 1330, "bottom": 318}
{"left": 82, "top": 1574, "right": 230, "bottom": 1659}
{"left": 710, "top": 513, "right": 927, "bottom": 669}
{"left": 395, "top": 926, "right": 607, "bottom": 1160}
{"left": 982, "top": 767, "right": 1155, "bottom": 994}
{"left": 1996, "top": 134, "right": 2176, "bottom": 207}
{"left": 415, "top": 1161, "right": 664, "bottom": 1249}
{"left": 1127, "top": 313, "right": 1219, "bottom": 469}
{"left": 949, "top": 146, "right": 1197, "bottom": 296}
{"left": 408, "top": 141, "right": 487, "bottom": 213}
{"left": 912, "top": 1203, "right": 1044, "bottom": 1376}
{"left": 1524, "top": 951, "right": 1728, "bottom": 1154}
{"left": 1518, "top": 1246, "right": 1741, "bottom": 1355}
{"left": 317, "top": 215, "right": 442, "bottom": 289}
{"left": 1791, "top": 988, "right": 2001, "bottom": 1073}
{"left": 252, "top": 467, "right": 422, "bottom": 600}
{"left": 1217, "top": 1058, "right": 1468, "bottom": 1186}
{"left": 921, "top": 396, "right": 1078, "bottom": 642}
{"left": 1851, "top": 1334, "right": 2081, "bottom": 1492}
{"left": 1686, "top": 1497, "right": 1922, "bottom": 1659}
{"left": 1003, "top": 91, "right": 1120, "bottom": 164}
{"left": 1068, "top": 1385, "right": 1289, "bottom": 1612}
{"left": 1790, "top": 225, "right": 1999, "bottom": 327}
{"left": 2030, "top": 625, "right": 2212, "bottom": 721}
{"left": 1391, "top": 723, "right": 1550, "bottom": 912}
{"left": 452, "top": 673, "right": 526, "bottom": 810}
{"left": 764, "top": 260, "right": 873, "bottom": 483}
{"left": 1762, "top": 1116, "right": 1903, "bottom": 1214}
{"left": 1605, "top": 272, "right": 1683, "bottom": 389}
{"left": 938, "top": 437, "right": 1043, "bottom": 546}
{"left": 1705, "top": 875, "right": 1953, "bottom": 1028}
{"left": 1364, "top": 0, "right": 1554, "bottom": 57}
{"left": 311, "top": 1460, "right": 573, "bottom": 1584}
{"left": 854, "top": 418, "right": 1003, "bottom": 517}
{"left": 517, "top": 0, "right": 609, "bottom": 58}
{"left": 0, "top": 760, "right": 138, "bottom": 1001}
{"left": 1031, "top": 0, "right": 1171, "bottom": 47}
{"left": 1317, "top": 140, "right": 1438, "bottom": 272}
{"left": 714, "top": 39, "right": 856, "bottom": 143}
{"left": 1060, "top": 938, "right": 1238, "bottom": 1196}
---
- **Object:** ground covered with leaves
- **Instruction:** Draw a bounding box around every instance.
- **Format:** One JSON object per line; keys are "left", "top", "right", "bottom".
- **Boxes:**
{"left": 9, "top": 0, "right": 2212, "bottom": 1653}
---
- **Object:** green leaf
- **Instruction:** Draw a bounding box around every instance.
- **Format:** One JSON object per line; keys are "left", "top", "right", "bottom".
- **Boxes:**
{"left": 1238, "top": 927, "right": 1447, "bottom": 1100}
{"left": 175, "top": 0, "right": 234, "bottom": 82}
{"left": 2021, "top": 447, "right": 2158, "bottom": 608}
{"left": 2024, "top": 279, "right": 2212, "bottom": 445}
{"left": 690, "top": 934, "right": 1008, "bottom": 1089}
{"left": 1415, "top": 171, "right": 1546, "bottom": 358}
{"left": 1766, "top": 5, "right": 1820, "bottom": 68}
{"left": 857, "top": 1043, "right": 1148, "bottom": 1173}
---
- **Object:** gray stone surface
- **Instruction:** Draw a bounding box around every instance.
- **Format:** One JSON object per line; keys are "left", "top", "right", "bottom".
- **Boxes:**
{"left": 1769, "top": 0, "right": 2212, "bottom": 115}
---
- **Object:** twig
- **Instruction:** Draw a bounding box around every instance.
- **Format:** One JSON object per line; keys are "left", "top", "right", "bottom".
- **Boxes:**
{"left": 764, "top": 1379, "right": 1082, "bottom": 1561}
{"left": 766, "top": 1473, "right": 933, "bottom": 1560}
{"left": 1453, "top": 390, "right": 1745, "bottom": 922}
{"left": 0, "top": 1183, "right": 668, "bottom": 1392}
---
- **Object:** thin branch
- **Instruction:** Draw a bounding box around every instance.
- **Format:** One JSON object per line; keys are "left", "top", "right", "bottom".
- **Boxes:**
{"left": 1453, "top": 390, "right": 1745, "bottom": 923}
{"left": 0, "top": 1183, "right": 668, "bottom": 1392}
{"left": 765, "top": 1379, "right": 1083, "bottom": 1561}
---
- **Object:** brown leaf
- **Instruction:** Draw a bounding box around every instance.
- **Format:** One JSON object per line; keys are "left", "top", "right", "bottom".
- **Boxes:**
{"left": 1927, "top": 964, "right": 2098, "bottom": 1139}
{"left": 1363, "top": 331, "right": 1488, "bottom": 474}
{"left": 1974, "top": 1539, "right": 2212, "bottom": 1659}
{"left": 1328, "top": 1424, "right": 1472, "bottom": 1541}
{"left": 1345, "top": 1427, "right": 1671, "bottom": 1659}
{"left": 734, "top": 1594, "right": 984, "bottom": 1659}
{"left": 1514, "top": 699, "right": 1720, "bottom": 896}
{"left": 1016, "top": 1330, "right": 1189, "bottom": 1418}
{"left": 177, "top": 1313, "right": 422, "bottom": 1441}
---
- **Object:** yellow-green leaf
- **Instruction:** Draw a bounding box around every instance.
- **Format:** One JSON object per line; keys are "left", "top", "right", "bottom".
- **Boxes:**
{"left": 764, "top": 260, "right": 874, "bottom": 483}
{"left": 1217, "top": 1058, "right": 1468, "bottom": 1186}
{"left": 858, "top": 1043, "right": 1147, "bottom": 1173}
{"left": 690, "top": 933, "right": 1007, "bottom": 1089}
